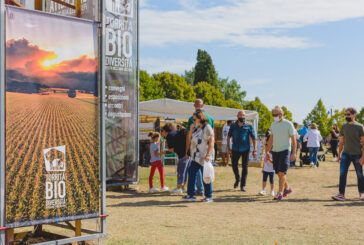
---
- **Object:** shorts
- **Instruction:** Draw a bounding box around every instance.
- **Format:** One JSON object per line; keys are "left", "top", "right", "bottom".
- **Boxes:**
{"left": 272, "top": 150, "right": 290, "bottom": 174}
{"left": 263, "top": 171, "right": 274, "bottom": 184}
{"left": 221, "top": 144, "right": 228, "bottom": 153}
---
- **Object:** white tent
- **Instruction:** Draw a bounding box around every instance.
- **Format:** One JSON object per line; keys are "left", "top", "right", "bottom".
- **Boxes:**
{"left": 139, "top": 98, "right": 259, "bottom": 121}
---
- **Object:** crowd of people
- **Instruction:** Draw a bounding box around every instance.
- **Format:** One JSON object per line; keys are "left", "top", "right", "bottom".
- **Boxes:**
{"left": 147, "top": 99, "right": 364, "bottom": 202}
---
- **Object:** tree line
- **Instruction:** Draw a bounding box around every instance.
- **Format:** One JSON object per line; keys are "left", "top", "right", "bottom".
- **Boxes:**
{"left": 139, "top": 49, "right": 364, "bottom": 135}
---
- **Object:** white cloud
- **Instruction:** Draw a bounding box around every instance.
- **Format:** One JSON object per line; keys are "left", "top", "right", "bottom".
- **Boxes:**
{"left": 140, "top": 0, "right": 364, "bottom": 48}
{"left": 139, "top": 0, "right": 149, "bottom": 8}
{"left": 140, "top": 58, "right": 195, "bottom": 74}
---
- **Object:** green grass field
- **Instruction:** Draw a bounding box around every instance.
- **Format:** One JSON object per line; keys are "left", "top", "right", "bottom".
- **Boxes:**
{"left": 104, "top": 156, "right": 363, "bottom": 245}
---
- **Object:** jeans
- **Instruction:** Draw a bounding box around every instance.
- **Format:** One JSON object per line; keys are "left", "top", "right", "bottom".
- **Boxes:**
{"left": 177, "top": 157, "right": 190, "bottom": 186}
{"left": 231, "top": 150, "right": 250, "bottom": 187}
{"left": 339, "top": 153, "right": 364, "bottom": 194}
{"left": 187, "top": 161, "right": 212, "bottom": 198}
{"left": 196, "top": 168, "right": 204, "bottom": 193}
{"left": 309, "top": 147, "right": 319, "bottom": 166}
{"left": 263, "top": 171, "right": 275, "bottom": 184}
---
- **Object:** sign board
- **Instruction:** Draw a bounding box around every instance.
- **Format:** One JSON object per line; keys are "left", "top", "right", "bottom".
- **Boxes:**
{"left": 5, "top": 6, "right": 100, "bottom": 227}
{"left": 104, "top": 0, "right": 138, "bottom": 183}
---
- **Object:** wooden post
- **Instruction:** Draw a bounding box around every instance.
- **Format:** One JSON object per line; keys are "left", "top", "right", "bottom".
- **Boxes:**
{"left": 72, "top": 220, "right": 82, "bottom": 245}
{"left": 34, "top": 0, "right": 43, "bottom": 10}
{"left": 5, "top": 228, "right": 14, "bottom": 245}
{"left": 75, "top": 0, "right": 81, "bottom": 17}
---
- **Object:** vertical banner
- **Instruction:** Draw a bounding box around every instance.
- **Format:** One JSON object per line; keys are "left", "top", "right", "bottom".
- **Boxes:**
{"left": 5, "top": 6, "right": 100, "bottom": 227}
{"left": 105, "top": 0, "right": 138, "bottom": 183}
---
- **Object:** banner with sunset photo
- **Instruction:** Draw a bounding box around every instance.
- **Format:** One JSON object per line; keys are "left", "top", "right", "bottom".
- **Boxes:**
{"left": 5, "top": 6, "right": 100, "bottom": 228}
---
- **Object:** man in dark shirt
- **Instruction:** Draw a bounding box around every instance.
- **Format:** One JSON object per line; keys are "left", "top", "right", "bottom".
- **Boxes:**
{"left": 227, "top": 110, "right": 257, "bottom": 192}
{"left": 332, "top": 107, "right": 364, "bottom": 201}
{"left": 161, "top": 123, "right": 189, "bottom": 194}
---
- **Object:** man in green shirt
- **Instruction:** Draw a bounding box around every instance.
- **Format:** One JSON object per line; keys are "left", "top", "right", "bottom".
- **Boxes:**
{"left": 186, "top": 99, "right": 215, "bottom": 130}
{"left": 332, "top": 107, "right": 364, "bottom": 201}
{"left": 266, "top": 106, "right": 296, "bottom": 201}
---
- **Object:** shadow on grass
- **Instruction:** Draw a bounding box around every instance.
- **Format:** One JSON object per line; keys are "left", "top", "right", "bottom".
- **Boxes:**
{"left": 324, "top": 202, "right": 364, "bottom": 207}
{"left": 323, "top": 184, "right": 356, "bottom": 189}
{"left": 107, "top": 200, "right": 189, "bottom": 208}
{"left": 257, "top": 198, "right": 336, "bottom": 204}
{"left": 107, "top": 191, "right": 175, "bottom": 199}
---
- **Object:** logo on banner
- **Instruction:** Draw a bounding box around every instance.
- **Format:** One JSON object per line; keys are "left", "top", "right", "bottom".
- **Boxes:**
{"left": 106, "top": 0, "right": 134, "bottom": 17}
{"left": 44, "top": 145, "right": 67, "bottom": 209}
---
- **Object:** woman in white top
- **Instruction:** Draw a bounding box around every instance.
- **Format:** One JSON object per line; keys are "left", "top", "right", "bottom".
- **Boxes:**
{"left": 303, "top": 123, "right": 323, "bottom": 168}
{"left": 183, "top": 110, "right": 215, "bottom": 203}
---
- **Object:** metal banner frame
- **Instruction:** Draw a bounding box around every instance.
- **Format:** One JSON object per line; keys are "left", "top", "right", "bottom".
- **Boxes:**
{"left": 0, "top": 0, "right": 111, "bottom": 243}
{"left": 1, "top": 0, "right": 6, "bottom": 243}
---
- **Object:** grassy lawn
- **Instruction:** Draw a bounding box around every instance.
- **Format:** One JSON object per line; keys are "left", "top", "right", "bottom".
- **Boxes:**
{"left": 104, "top": 156, "right": 363, "bottom": 245}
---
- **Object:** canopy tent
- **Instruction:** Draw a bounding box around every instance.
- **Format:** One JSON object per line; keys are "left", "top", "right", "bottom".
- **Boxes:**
{"left": 139, "top": 98, "right": 259, "bottom": 121}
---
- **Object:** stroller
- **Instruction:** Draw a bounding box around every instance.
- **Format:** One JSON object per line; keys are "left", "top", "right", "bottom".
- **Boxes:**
{"left": 300, "top": 141, "right": 326, "bottom": 167}
{"left": 299, "top": 141, "right": 311, "bottom": 167}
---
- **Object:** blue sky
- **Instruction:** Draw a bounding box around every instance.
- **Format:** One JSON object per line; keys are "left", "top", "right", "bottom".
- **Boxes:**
{"left": 139, "top": 0, "right": 364, "bottom": 123}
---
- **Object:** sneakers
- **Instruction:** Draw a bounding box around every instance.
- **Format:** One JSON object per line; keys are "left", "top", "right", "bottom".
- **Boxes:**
{"left": 170, "top": 188, "right": 183, "bottom": 194}
{"left": 149, "top": 187, "right": 159, "bottom": 192}
{"left": 310, "top": 162, "right": 314, "bottom": 167}
{"left": 160, "top": 186, "right": 169, "bottom": 192}
{"left": 332, "top": 193, "right": 345, "bottom": 201}
{"left": 360, "top": 193, "right": 364, "bottom": 201}
{"left": 201, "top": 198, "right": 214, "bottom": 203}
{"left": 259, "top": 190, "right": 266, "bottom": 196}
{"left": 182, "top": 196, "right": 197, "bottom": 201}
{"left": 270, "top": 190, "right": 275, "bottom": 196}
{"left": 274, "top": 193, "right": 283, "bottom": 201}
{"left": 283, "top": 187, "right": 293, "bottom": 197}
{"left": 241, "top": 186, "right": 246, "bottom": 192}
{"left": 313, "top": 165, "right": 317, "bottom": 169}
{"left": 332, "top": 157, "right": 337, "bottom": 162}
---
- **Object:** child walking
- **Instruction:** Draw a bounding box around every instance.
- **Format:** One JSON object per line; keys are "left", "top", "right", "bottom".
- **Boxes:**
{"left": 259, "top": 153, "right": 275, "bottom": 196}
{"left": 148, "top": 132, "right": 169, "bottom": 192}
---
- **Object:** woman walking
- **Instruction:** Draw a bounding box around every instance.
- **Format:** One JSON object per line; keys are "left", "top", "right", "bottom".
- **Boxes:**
{"left": 183, "top": 110, "right": 215, "bottom": 203}
{"left": 303, "top": 123, "right": 323, "bottom": 168}
{"left": 330, "top": 124, "right": 340, "bottom": 162}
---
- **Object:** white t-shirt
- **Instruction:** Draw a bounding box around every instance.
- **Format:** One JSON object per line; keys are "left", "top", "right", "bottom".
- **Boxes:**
{"left": 222, "top": 125, "right": 230, "bottom": 145}
{"left": 263, "top": 153, "right": 274, "bottom": 173}
{"left": 190, "top": 124, "right": 214, "bottom": 166}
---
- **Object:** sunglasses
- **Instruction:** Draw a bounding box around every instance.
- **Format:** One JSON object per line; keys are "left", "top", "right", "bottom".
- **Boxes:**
{"left": 272, "top": 114, "right": 279, "bottom": 117}
{"left": 345, "top": 113, "right": 352, "bottom": 116}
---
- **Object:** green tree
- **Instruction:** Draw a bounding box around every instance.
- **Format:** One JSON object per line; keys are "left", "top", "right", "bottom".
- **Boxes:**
{"left": 183, "top": 68, "right": 195, "bottom": 85}
{"left": 303, "top": 99, "right": 331, "bottom": 137}
{"left": 244, "top": 97, "right": 272, "bottom": 134}
{"left": 282, "top": 106, "right": 293, "bottom": 122}
{"left": 356, "top": 107, "right": 364, "bottom": 124}
{"left": 153, "top": 72, "right": 196, "bottom": 102}
{"left": 193, "top": 81, "right": 225, "bottom": 106}
{"left": 139, "top": 70, "right": 164, "bottom": 101}
{"left": 193, "top": 49, "right": 219, "bottom": 87}
{"left": 225, "top": 99, "right": 244, "bottom": 109}
{"left": 218, "top": 78, "right": 246, "bottom": 104}
{"left": 329, "top": 108, "right": 346, "bottom": 130}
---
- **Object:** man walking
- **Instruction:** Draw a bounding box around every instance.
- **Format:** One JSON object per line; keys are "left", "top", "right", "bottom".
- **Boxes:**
{"left": 266, "top": 107, "right": 296, "bottom": 200}
{"left": 332, "top": 107, "right": 364, "bottom": 201}
{"left": 227, "top": 111, "right": 257, "bottom": 192}
{"left": 185, "top": 99, "right": 215, "bottom": 195}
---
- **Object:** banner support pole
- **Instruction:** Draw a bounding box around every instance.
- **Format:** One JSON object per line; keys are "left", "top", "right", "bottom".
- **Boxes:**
{"left": 100, "top": 0, "right": 107, "bottom": 237}
{"left": 0, "top": 0, "right": 6, "bottom": 244}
